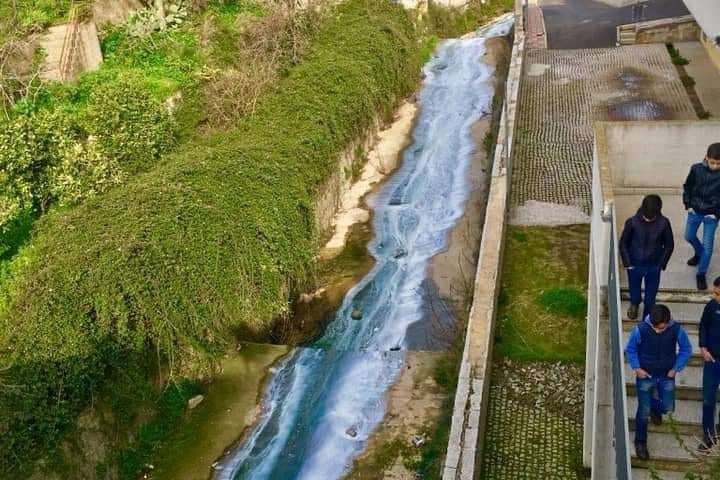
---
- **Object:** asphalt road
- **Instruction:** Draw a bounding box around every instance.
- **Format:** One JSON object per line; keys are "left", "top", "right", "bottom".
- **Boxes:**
{"left": 539, "top": 0, "right": 690, "bottom": 49}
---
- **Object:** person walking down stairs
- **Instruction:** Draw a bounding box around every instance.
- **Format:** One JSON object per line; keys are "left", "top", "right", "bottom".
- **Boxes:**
{"left": 683, "top": 143, "right": 720, "bottom": 291}
{"left": 620, "top": 194, "right": 674, "bottom": 321}
{"left": 699, "top": 276, "right": 720, "bottom": 451}
{"left": 625, "top": 304, "right": 693, "bottom": 461}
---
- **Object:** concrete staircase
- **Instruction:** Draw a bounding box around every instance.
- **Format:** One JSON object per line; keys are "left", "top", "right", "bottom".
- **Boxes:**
{"left": 617, "top": 24, "right": 638, "bottom": 46}
{"left": 38, "top": 6, "right": 102, "bottom": 83}
{"left": 621, "top": 290, "right": 707, "bottom": 478}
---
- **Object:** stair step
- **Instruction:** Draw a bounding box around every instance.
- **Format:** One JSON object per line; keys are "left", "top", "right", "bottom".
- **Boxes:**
{"left": 629, "top": 432, "right": 701, "bottom": 464}
{"left": 627, "top": 396, "right": 702, "bottom": 427}
{"left": 632, "top": 467, "right": 698, "bottom": 479}
{"left": 623, "top": 320, "right": 699, "bottom": 334}
{"left": 621, "top": 289, "right": 711, "bottom": 304}
{"left": 620, "top": 301, "right": 706, "bottom": 322}
{"left": 625, "top": 365, "right": 715, "bottom": 401}
{"left": 622, "top": 330, "right": 703, "bottom": 366}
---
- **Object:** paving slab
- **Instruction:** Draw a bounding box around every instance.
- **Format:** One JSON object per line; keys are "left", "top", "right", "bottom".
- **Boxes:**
{"left": 631, "top": 431, "right": 700, "bottom": 462}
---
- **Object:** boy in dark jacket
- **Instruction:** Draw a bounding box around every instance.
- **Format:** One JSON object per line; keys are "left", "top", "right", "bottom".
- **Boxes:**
{"left": 683, "top": 143, "right": 720, "bottom": 290}
{"left": 699, "top": 276, "right": 720, "bottom": 449}
{"left": 619, "top": 194, "right": 674, "bottom": 320}
{"left": 625, "top": 304, "right": 692, "bottom": 461}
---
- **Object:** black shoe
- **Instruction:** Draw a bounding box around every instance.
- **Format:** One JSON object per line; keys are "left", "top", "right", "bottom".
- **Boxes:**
{"left": 698, "top": 274, "right": 708, "bottom": 291}
{"left": 635, "top": 442, "right": 650, "bottom": 460}
{"left": 627, "top": 304, "right": 639, "bottom": 320}
{"left": 699, "top": 436, "right": 715, "bottom": 452}
{"left": 650, "top": 410, "right": 662, "bottom": 425}
{"left": 688, "top": 255, "right": 700, "bottom": 266}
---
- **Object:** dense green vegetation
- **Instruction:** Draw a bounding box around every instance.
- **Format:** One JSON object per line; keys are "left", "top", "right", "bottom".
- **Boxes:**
{"left": 495, "top": 226, "right": 589, "bottom": 364}
{"left": 427, "top": 0, "right": 513, "bottom": 38}
{"left": 0, "top": 0, "right": 74, "bottom": 43}
{"left": 0, "top": 0, "right": 426, "bottom": 475}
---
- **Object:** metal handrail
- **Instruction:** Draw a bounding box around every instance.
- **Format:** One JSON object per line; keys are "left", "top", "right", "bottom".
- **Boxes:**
{"left": 59, "top": 4, "right": 81, "bottom": 82}
{"left": 608, "top": 204, "right": 633, "bottom": 479}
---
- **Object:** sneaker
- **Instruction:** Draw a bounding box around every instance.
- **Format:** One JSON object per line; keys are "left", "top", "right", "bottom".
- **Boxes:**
{"left": 650, "top": 410, "right": 662, "bottom": 425}
{"left": 635, "top": 442, "right": 650, "bottom": 460}
{"left": 688, "top": 255, "right": 700, "bottom": 266}
{"left": 627, "top": 304, "right": 639, "bottom": 320}
{"left": 698, "top": 274, "right": 708, "bottom": 291}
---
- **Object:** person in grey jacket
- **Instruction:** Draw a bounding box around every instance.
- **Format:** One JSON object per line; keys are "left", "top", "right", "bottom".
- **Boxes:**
{"left": 683, "top": 143, "right": 720, "bottom": 290}
{"left": 620, "top": 194, "right": 674, "bottom": 320}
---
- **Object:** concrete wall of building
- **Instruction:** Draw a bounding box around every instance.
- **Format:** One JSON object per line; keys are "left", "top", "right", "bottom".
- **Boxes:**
{"left": 635, "top": 17, "right": 699, "bottom": 44}
{"left": 700, "top": 32, "right": 720, "bottom": 71}
{"left": 597, "top": 0, "right": 636, "bottom": 7}
{"left": 598, "top": 121, "right": 720, "bottom": 190}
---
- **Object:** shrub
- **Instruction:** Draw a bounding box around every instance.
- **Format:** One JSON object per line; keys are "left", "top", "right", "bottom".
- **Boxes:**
{"left": 83, "top": 78, "right": 175, "bottom": 173}
{"left": 0, "top": 0, "right": 423, "bottom": 474}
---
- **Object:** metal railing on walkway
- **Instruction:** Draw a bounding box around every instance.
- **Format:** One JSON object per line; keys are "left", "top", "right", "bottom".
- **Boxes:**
{"left": 59, "top": 4, "right": 82, "bottom": 82}
{"left": 607, "top": 206, "right": 632, "bottom": 479}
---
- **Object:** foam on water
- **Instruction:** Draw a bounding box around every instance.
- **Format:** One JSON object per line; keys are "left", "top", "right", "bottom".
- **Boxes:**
{"left": 214, "top": 15, "right": 513, "bottom": 480}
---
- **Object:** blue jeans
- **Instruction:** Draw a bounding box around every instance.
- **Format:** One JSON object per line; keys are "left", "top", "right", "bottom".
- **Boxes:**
{"left": 627, "top": 265, "right": 660, "bottom": 320}
{"left": 703, "top": 361, "right": 720, "bottom": 437}
{"left": 635, "top": 376, "right": 675, "bottom": 443}
{"left": 685, "top": 211, "right": 719, "bottom": 274}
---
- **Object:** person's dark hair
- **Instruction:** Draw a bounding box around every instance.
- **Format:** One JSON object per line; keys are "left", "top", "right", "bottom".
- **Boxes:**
{"left": 640, "top": 194, "right": 662, "bottom": 219}
{"left": 714, "top": 276, "right": 720, "bottom": 288}
{"left": 708, "top": 143, "right": 720, "bottom": 160}
{"left": 649, "top": 304, "right": 671, "bottom": 326}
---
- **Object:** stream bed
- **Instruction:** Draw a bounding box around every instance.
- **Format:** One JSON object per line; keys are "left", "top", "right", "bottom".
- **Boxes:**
{"left": 214, "top": 15, "right": 513, "bottom": 480}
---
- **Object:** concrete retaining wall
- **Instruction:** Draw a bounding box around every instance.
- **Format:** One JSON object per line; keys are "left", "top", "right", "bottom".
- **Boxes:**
{"left": 597, "top": 120, "right": 720, "bottom": 190}
{"left": 442, "top": 2, "right": 526, "bottom": 479}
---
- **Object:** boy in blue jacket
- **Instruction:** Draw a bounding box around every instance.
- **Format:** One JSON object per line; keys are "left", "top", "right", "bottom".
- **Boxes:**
{"left": 699, "top": 276, "right": 720, "bottom": 450}
{"left": 624, "top": 304, "right": 692, "bottom": 460}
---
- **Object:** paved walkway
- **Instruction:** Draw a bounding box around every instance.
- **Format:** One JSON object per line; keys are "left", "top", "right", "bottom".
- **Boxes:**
{"left": 526, "top": 1, "right": 547, "bottom": 49}
{"left": 539, "top": 0, "right": 689, "bottom": 49}
{"left": 511, "top": 44, "right": 696, "bottom": 216}
{"left": 675, "top": 41, "right": 720, "bottom": 118}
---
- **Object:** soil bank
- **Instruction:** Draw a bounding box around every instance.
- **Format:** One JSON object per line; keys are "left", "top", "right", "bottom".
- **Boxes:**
{"left": 146, "top": 343, "right": 289, "bottom": 480}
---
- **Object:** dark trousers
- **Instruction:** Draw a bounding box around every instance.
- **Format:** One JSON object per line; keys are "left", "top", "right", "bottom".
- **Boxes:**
{"left": 703, "top": 360, "right": 720, "bottom": 438}
{"left": 627, "top": 265, "right": 661, "bottom": 320}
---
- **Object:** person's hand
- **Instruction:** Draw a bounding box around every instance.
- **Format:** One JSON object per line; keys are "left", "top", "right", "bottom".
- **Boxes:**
{"left": 706, "top": 214, "right": 718, "bottom": 220}
{"left": 635, "top": 368, "right": 651, "bottom": 379}
{"left": 667, "top": 369, "right": 677, "bottom": 378}
{"left": 627, "top": 266, "right": 635, "bottom": 270}
{"left": 702, "top": 347, "right": 716, "bottom": 363}
{"left": 688, "top": 208, "right": 695, "bottom": 213}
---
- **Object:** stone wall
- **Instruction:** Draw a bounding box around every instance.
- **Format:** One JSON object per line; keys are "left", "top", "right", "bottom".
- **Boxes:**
{"left": 635, "top": 16, "right": 699, "bottom": 44}
{"left": 442, "top": 1, "right": 526, "bottom": 479}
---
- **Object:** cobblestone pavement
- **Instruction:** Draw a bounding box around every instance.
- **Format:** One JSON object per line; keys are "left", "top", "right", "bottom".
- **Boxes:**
{"left": 511, "top": 44, "right": 697, "bottom": 213}
{"left": 491, "top": 358, "right": 585, "bottom": 422}
{"left": 481, "top": 385, "right": 584, "bottom": 479}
